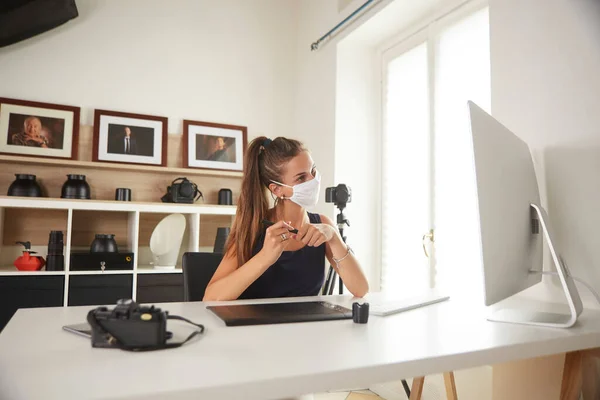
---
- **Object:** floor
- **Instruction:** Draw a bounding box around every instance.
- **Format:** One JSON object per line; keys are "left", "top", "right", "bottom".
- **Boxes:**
{"left": 315, "top": 390, "right": 383, "bottom": 400}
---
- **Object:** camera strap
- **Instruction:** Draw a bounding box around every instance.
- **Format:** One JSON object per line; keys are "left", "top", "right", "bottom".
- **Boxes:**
{"left": 161, "top": 315, "right": 205, "bottom": 350}
{"left": 87, "top": 310, "right": 205, "bottom": 352}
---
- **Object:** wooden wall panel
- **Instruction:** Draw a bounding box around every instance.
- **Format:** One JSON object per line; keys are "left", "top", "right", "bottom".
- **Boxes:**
{"left": 3, "top": 208, "right": 68, "bottom": 246}
{"left": 138, "top": 213, "right": 233, "bottom": 249}
{"left": 200, "top": 215, "right": 234, "bottom": 248}
{"left": 71, "top": 211, "right": 130, "bottom": 249}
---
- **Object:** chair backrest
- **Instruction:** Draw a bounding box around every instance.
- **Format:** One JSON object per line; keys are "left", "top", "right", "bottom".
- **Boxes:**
{"left": 182, "top": 252, "right": 223, "bottom": 301}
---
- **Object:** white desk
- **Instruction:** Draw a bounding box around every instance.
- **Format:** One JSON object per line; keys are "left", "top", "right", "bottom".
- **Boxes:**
{"left": 1, "top": 294, "right": 600, "bottom": 400}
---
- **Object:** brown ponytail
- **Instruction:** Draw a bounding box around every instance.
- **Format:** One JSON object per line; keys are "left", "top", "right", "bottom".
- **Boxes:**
{"left": 226, "top": 136, "right": 306, "bottom": 267}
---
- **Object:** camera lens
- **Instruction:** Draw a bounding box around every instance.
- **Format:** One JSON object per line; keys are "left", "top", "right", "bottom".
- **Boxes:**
{"left": 47, "top": 231, "right": 64, "bottom": 271}
{"left": 179, "top": 181, "right": 194, "bottom": 197}
{"left": 48, "top": 231, "right": 64, "bottom": 255}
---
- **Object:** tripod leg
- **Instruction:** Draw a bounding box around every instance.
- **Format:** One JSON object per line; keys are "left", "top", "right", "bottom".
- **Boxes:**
{"left": 328, "top": 270, "right": 337, "bottom": 295}
{"left": 322, "top": 266, "right": 334, "bottom": 295}
{"left": 401, "top": 379, "right": 411, "bottom": 398}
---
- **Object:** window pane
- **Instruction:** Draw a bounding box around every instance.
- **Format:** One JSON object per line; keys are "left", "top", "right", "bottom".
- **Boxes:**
{"left": 381, "top": 42, "right": 430, "bottom": 294}
{"left": 434, "top": 7, "right": 491, "bottom": 300}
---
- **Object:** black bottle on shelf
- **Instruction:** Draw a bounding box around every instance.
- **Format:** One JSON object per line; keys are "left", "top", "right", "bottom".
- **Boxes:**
{"left": 46, "top": 231, "right": 64, "bottom": 271}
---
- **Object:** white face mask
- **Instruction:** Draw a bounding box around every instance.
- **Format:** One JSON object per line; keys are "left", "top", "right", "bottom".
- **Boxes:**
{"left": 272, "top": 170, "right": 321, "bottom": 209}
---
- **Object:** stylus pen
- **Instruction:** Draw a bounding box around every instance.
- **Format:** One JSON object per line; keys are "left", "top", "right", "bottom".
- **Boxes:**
{"left": 261, "top": 219, "right": 299, "bottom": 234}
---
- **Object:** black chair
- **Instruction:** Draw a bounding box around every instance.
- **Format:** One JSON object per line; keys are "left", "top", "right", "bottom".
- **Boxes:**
{"left": 182, "top": 252, "right": 223, "bottom": 301}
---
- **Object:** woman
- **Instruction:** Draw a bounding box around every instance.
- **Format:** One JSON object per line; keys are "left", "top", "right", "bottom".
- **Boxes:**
{"left": 204, "top": 136, "right": 368, "bottom": 301}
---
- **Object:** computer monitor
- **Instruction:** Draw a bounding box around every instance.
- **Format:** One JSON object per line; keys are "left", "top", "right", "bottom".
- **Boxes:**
{"left": 468, "top": 101, "right": 582, "bottom": 328}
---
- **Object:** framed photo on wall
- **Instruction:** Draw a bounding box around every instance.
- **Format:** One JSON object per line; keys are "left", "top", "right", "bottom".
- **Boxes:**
{"left": 0, "top": 97, "right": 80, "bottom": 159}
{"left": 93, "top": 109, "right": 168, "bottom": 167}
{"left": 183, "top": 120, "right": 247, "bottom": 171}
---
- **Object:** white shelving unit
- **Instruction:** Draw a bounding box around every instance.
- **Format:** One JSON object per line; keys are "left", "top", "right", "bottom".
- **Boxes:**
{"left": 0, "top": 196, "right": 235, "bottom": 306}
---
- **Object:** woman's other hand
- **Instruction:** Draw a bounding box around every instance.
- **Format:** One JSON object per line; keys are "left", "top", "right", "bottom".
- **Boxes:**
{"left": 294, "top": 223, "right": 337, "bottom": 247}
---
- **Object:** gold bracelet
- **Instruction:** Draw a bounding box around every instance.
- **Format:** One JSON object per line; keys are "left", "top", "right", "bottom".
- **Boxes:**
{"left": 332, "top": 245, "right": 353, "bottom": 269}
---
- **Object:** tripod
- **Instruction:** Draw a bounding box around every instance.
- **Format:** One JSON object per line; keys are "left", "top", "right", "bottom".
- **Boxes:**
{"left": 322, "top": 204, "right": 349, "bottom": 295}
{"left": 320, "top": 205, "right": 413, "bottom": 399}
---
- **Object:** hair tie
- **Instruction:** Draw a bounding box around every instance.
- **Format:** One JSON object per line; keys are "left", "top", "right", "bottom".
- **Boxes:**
{"left": 262, "top": 138, "right": 272, "bottom": 148}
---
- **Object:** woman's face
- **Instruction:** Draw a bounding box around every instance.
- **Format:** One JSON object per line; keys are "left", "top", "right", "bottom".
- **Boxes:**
{"left": 272, "top": 151, "right": 316, "bottom": 198}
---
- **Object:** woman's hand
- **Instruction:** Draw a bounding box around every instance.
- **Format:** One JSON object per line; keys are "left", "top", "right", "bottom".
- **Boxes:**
{"left": 294, "top": 223, "right": 337, "bottom": 247}
{"left": 258, "top": 221, "right": 294, "bottom": 265}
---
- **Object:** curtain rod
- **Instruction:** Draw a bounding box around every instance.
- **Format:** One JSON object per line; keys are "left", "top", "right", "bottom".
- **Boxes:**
{"left": 311, "top": 0, "right": 380, "bottom": 51}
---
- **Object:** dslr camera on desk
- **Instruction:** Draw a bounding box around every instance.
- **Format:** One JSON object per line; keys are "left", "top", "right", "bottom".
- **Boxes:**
{"left": 88, "top": 299, "right": 169, "bottom": 349}
{"left": 161, "top": 177, "right": 203, "bottom": 204}
{"left": 86, "top": 299, "right": 205, "bottom": 351}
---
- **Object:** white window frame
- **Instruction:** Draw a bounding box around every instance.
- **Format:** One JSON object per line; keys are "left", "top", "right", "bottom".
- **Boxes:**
{"left": 376, "top": 0, "right": 489, "bottom": 289}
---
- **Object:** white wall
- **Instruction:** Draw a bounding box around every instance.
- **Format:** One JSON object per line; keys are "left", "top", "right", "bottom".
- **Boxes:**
{"left": 335, "top": 41, "right": 379, "bottom": 288}
{"left": 293, "top": 0, "right": 340, "bottom": 220}
{"left": 0, "top": 0, "right": 298, "bottom": 136}
{"left": 294, "top": 0, "right": 386, "bottom": 287}
{"left": 490, "top": 0, "right": 600, "bottom": 306}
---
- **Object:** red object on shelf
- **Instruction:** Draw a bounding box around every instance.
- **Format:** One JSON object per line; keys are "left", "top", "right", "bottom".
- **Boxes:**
{"left": 14, "top": 241, "right": 45, "bottom": 271}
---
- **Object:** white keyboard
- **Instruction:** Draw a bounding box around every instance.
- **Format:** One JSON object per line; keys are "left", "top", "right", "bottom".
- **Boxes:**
{"left": 368, "top": 293, "right": 450, "bottom": 316}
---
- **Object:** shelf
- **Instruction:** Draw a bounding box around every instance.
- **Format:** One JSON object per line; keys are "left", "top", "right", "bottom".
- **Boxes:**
{"left": 0, "top": 266, "right": 65, "bottom": 276}
{"left": 0, "top": 154, "right": 243, "bottom": 178}
{"left": 0, "top": 196, "right": 237, "bottom": 215}
{"left": 137, "top": 265, "right": 182, "bottom": 274}
{"left": 68, "top": 270, "right": 134, "bottom": 275}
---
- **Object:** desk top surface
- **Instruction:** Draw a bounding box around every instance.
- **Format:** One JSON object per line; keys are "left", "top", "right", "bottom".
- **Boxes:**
{"left": 1, "top": 293, "right": 600, "bottom": 400}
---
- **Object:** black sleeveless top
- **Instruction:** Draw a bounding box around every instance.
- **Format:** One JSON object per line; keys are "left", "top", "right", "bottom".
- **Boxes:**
{"left": 239, "top": 213, "right": 326, "bottom": 299}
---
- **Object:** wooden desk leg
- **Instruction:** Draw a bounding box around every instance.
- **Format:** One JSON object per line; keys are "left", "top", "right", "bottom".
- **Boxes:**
{"left": 409, "top": 377, "right": 425, "bottom": 400}
{"left": 444, "top": 372, "right": 458, "bottom": 400}
{"left": 560, "top": 351, "right": 583, "bottom": 400}
{"left": 582, "top": 348, "right": 600, "bottom": 400}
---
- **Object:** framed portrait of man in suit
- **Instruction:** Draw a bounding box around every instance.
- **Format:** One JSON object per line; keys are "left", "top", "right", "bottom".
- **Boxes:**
{"left": 93, "top": 109, "right": 168, "bottom": 166}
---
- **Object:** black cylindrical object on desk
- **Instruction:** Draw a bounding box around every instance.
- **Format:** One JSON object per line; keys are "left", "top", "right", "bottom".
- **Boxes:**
{"left": 352, "top": 302, "right": 369, "bottom": 324}
{"left": 46, "top": 230, "right": 64, "bottom": 271}
{"left": 218, "top": 188, "right": 232, "bottom": 205}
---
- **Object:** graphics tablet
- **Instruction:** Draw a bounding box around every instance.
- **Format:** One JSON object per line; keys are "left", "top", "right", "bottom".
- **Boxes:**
{"left": 206, "top": 301, "right": 353, "bottom": 326}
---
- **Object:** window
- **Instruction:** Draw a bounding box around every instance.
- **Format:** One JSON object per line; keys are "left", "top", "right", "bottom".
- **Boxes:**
{"left": 380, "top": 3, "right": 490, "bottom": 297}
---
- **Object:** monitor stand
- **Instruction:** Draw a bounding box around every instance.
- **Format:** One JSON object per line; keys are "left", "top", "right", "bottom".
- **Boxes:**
{"left": 487, "top": 204, "right": 583, "bottom": 328}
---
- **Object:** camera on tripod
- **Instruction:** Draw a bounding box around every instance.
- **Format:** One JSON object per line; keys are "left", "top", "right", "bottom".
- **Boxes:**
{"left": 323, "top": 183, "right": 351, "bottom": 296}
{"left": 325, "top": 184, "right": 351, "bottom": 209}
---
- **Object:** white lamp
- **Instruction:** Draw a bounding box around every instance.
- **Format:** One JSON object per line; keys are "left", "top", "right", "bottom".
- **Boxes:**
{"left": 149, "top": 213, "right": 186, "bottom": 270}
